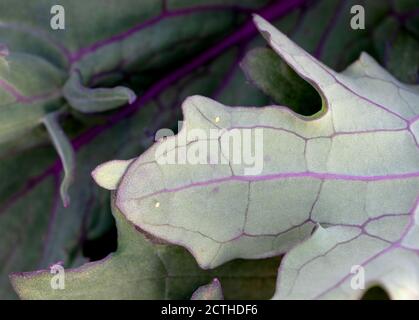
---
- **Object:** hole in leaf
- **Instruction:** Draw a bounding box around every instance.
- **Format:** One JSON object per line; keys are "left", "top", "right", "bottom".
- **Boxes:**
{"left": 241, "top": 47, "right": 322, "bottom": 116}
{"left": 82, "top": 222, "right": 118, "bottom": 261}
{"left": 361, "top": 285, "right": 390, "bottom": 300}
{"left": 275, "top": 59, "right": 323, "bottom": 116}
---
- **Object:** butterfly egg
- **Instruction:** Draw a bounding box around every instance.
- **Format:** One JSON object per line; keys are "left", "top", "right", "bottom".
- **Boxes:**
{"left": 215, "top": 116, "right": 220, "bottom": 123}
{"left": 154, "top": 201, "right": 160, "bottom": 208}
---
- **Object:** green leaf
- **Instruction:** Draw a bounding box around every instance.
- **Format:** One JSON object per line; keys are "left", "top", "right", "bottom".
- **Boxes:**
{"left": 10, "top": 195, "right": 278, "bottom": 300}
{"left": 273, "top": 212, "right": 419, "bottom": 299}
{"left": 386, "top": 33, "right": 419, "bottom": 84}
{"left": 93, "top": 15, "right": 418, "bottom": 295}
{"left": 0, "top": 0, "right": 270, "bottom": 136}
{"left": 373, "top": 19, "right": 419, "bottom": 84}
{"left": 4, "top": 0, "right": 418, "bottom": 300}
{"left": 0, "top": 0, "right": 273, "bottom": 299}
{"left": 63, "top": 70, "right": 136, "bottom": 113}
{"left": 42, "top": 110, "right": 75, "bottom": 207}
{"left": 0, "top": 51, "right": 65, "bottom": 144}
{"left": 251, "top": 17, "right": 419, "bottom": 299}
{"left": 0, "top": 26, "right": 274, "bottom": 299}
{"left": 91, "top": 159, "right": 135, "bottom": 191}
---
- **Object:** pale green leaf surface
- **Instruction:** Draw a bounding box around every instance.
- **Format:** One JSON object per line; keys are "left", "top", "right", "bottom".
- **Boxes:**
{"left": 91, "top": 159, "right": 135, "bottom": 191}
{"left": 251, "top": 17, "right": 419, "bottom": 300}
{"left": 4, "top": 0, "right": 418, "bottom": 300}
{"left": 96, "top": 16, "right": 419, "bottom": 302}
{"left": 191, "top": 278, "right": 223, "bottom": 300}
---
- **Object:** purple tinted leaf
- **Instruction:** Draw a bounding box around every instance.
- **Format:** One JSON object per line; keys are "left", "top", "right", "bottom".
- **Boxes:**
{"left": 2, "top": 0, "right": 418, "bottom": 300}
{"left": 10, "top": 195, "right": 279, "bottom": 299}
{"left": 91, "top": 16, "right": 418, "bottom": 299}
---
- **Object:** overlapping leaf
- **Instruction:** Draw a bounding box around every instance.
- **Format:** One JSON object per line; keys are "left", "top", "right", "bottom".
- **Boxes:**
{"left": 1, "top": 0, "right": 275, "bottom": 299}
{"left": 11, "top": 195, "right": 278, "bottom": 300}
{"left": 85, "top": 16, "right": 418, "bottom": 300}
{"left": 3, "top": 0, "right": 419, "bottom": 300}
